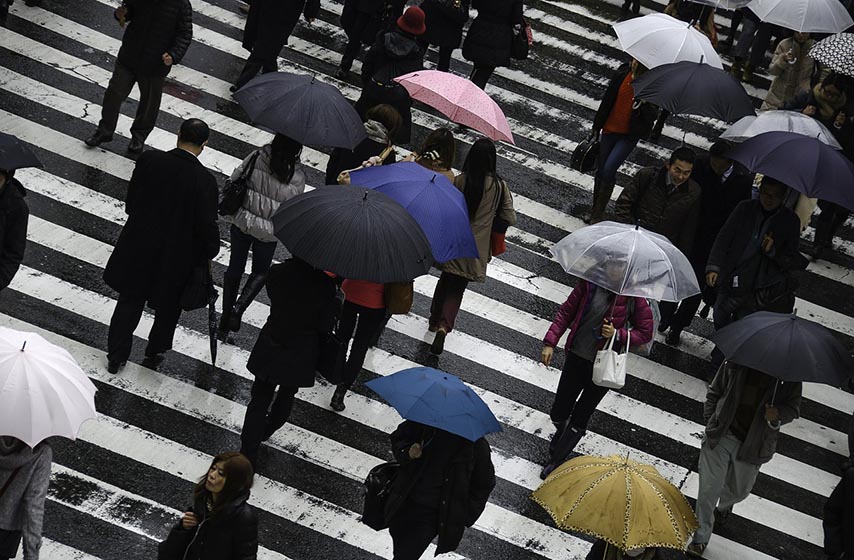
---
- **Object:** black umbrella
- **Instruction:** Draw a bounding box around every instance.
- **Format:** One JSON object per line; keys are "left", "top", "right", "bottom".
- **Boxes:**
{"left": 233, "top": 72, "right": 367, "bottom": 150}
{"left": 631, "top": 61, "right": 755, "bottom": 123}
{"left": 0, "top": 132, "right": 43, "bottom": 171}
{"left": 709, "top": 311, "right": 854, "bottom": 386}
{"left": 272, "top": 186, "right": 434, "bottom": 283}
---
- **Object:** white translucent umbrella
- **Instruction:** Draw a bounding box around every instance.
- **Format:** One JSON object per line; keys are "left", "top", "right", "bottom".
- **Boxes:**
{"left": 722, "top": 110, "right": 843, "bottom": 149}
{"left": 0, "top": 327, "right": 97, "bottom": 447}
{"left": 686, "top": 0, "right": 753, "bottom": 8}
{"left": 749, "top": 0, "right": 854, "bottom": 33}
{"left": 550, "top": 222, "right": 701, "bottom": 302}
{"left": 613, "top": 13, "right": 724, "bottom": 70}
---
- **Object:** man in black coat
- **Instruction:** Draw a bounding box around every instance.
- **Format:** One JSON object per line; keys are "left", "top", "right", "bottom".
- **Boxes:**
{"left": 103, "top": 119, "right": 220, "bottom": 374}
{"left": 0, "top": 169, "right": 28, "bottom": 293}
{"left": 84, "top": 0, "right": 193, "bottom": 155}
{"left": 825, "top": 466, "right": 854, "bottom": 560}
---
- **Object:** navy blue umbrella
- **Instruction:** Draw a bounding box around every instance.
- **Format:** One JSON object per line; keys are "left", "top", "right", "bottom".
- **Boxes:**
{"left": 728, "top": 131, "right": 854, "bottom": 211}
{"left": 349, "top": 162, "right": 478, "bottom": 263}
{"left": 0, "top": 132, "right": 42, "bottom": 171}
{"left": 365, "top": 367, "right": 502, "bottom": 442}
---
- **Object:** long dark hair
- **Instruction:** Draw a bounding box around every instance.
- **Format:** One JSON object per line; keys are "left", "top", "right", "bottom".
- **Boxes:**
{"left": 417, "top": 128, "right": 455, "bottom": 170}
{"left": 461, "top": 139, "right": 497, "bottom": 221}
{"left": 193, "top": 451, "right": 254, "bottom": 517}
{"left": 269, "top": 133, "right": 303, "bottom": 184}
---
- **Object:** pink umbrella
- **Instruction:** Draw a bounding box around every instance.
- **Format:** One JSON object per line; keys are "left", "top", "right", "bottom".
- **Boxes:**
{"left": 394, "top": 70, "right": 515, "bottom": 145}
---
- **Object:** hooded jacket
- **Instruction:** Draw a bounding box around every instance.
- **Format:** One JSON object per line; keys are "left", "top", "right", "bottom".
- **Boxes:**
{"left": 0, "top": 437, "right": 52, "bottom": 560}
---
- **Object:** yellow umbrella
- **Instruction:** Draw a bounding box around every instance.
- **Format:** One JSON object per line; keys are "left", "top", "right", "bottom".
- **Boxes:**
{"left": 531, "top": 454, "right": 698, "bottom": 552}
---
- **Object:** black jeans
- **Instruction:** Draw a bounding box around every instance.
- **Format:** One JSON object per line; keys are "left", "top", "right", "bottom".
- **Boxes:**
{"left": 240, "top": 378, "right": 299, "bottom": 457}
{"left": 549, "top": 351, "right": 609, "bottom": 431}
{"left": 470, "top": 65, "right": 495, "bottom": 90}
{"left": 388, "top": 501, "right": 439, "bottom": 560}
{"left": 107, "top": 293, "right": 182, "bottom": 363}
{"left": 337, "top": 300, "right": 387, "bottom": 386}
{"left": 98, "top": 60, "right": 166, "bottom": 142}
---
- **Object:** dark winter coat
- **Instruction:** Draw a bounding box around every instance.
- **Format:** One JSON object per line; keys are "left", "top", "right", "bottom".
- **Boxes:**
{"left": 0, "top": 178, "right": 28, "bottom": 292}
{"left": 246, "top": 259, "right": 337, "bottom": 387}
{"left": 158, "top": 491, "right": 258, "bottom": 560}
{"left": 825, "top": 467, "right": 854, "bottom": 560}
{"left": 104, "top": 149, "right": 220, "bottom": 309}
{"left": 340, "top": 0, "right": 406, "bottom": 45}
{"left": 241, "top": 0, "right": 320, "bottom": 62}
{"left": 592, "top": 65, "right": 658, "bottom": 140}
{"left": 116, "top": 0, "right": 193, "bottom": 77}
{"left": 0, "top": 438, "right": 51, "bottom": 560}
{"left": 324, "top": 138, "right": 396, "bottom": 185}
{"left": 384, "top": 421, "right": 495, "bottom": 555}
{"left": 613, "top": 165, "right": 701, "bottom": 256}
{"left": 420, "top": 0, "right": 471, "bottom": 49}
{"left": 462, "top": 0, "right": 523, "bottom": 68}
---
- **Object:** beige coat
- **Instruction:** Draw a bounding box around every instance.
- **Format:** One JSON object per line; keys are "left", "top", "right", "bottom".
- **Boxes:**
{"left": 439, "top": 173, "right": 516, "bottom": 282}
{"left": 762, "top": 37, "right": 816, "bottom": 111}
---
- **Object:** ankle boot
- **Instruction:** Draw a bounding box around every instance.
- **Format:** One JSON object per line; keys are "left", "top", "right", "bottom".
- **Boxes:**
{"left": 590, "top": 180, "right": 615, "bottom": 224}
{"left": 548, "top": 420, "right": 569, "bottom": 457}
{"left": 218, "top": 275, "right": 240, "bottom": 338}
{"left": 228, "top": 272, "right": 267, "bottom": 332}
{"left": 330, "top": 383, "right": 349, "bottom": 412}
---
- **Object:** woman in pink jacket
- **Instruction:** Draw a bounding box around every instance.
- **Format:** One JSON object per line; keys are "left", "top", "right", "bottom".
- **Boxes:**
{"left": 539, "top": 279, "right": 654, "bottom": 478}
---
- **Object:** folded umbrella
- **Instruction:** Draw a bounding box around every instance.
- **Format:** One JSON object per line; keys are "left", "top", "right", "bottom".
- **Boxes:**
{"left": 233, "top": 72, "right": 367, "bottom": 149}
{"left": 349, "top": 162, "right": 478, "bottom": 262}
{"left": 728, "top": 131, "right": 854, "bottom": 211}
{"left": 273, "top": 185, "right": 433, "bottom": 283}
{"left": 0, "top": 132, "right": 43, "bottom": 171}
{"left": 810, "top": 33, "right": 854, "bottom": 78}
{"left": 613, "top": 13, "right": 723, "bottom": 70}
{"left": 749, "top": 0, "right": 854, "bottom": 33}
{"left": 365, "top": 367, "right": 502, "bottom": 442}
{"left": 709, "top": 311, "right": 854, "bottom": 385}
{"left": 721, "top": 110, "right": 842, "bottom": 149}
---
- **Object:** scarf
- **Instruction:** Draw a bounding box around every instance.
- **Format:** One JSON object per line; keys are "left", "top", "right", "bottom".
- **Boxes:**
{"left": 364, "top": 119, "right": 390, "bottom": 146}
{"left": 813, "top": 84, "right": 847, "bottom": 122}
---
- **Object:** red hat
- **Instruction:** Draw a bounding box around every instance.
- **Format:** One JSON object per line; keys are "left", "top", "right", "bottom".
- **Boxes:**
{"left": 397, "top": 6, "right": 426, "bottom": 36}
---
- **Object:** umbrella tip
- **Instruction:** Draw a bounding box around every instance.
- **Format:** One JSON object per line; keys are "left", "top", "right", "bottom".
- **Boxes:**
{"left": 21, "top": 340, "right": 26, "bottom": 351}
{"left": 363, "top": 190, "right": 368, "bottom": 201}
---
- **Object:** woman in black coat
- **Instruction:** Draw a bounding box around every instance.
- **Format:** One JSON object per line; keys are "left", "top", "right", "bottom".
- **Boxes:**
{"left": 325, "top": 104, "right": 401, "bottom": 184}
{"left": 239, "top": 258, "right": 338, "bottom": 466}
{"left": 383, "top": 421, "right": 496, "bottom": 560}
{"left": 0, "top": 169, "right": 28, "bottom": 293}
{"left": 461, "top": 0, "right": 523, "bottom": 90}
{"left": 158, "top": 451, "right": 258, "bottom": 560}
{"left": 418, "top": 0, "right": 471, "bottom": 72}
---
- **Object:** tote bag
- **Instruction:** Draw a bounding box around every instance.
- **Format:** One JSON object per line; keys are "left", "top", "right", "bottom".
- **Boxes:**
{"left": 592, "top": 329, "right": 629, "bottom": 389}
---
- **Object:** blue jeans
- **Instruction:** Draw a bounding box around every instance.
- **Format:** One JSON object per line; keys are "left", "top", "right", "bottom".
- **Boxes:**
{"left": 595, "top": 133, "right": 638, "bottom": 185}
{"left": 224, "top": 224, "right": 277, "bottom": 285}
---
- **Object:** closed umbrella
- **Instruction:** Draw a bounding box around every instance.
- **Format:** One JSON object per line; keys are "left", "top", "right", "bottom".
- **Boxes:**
{"left": 550, "top": 222, "right": 700, "bottom": 302}
{"left": 749, "top": 0, "right": 854, "bottom": 33}
{"left": 233, "top": 72, "right": 367, "bottom": 149}
{"left": 613, "top": 13, "right": 723, "bottom": 70}
{"left": 721, "top": 110, "right": 843, "bottom": 149}
{"left": 810, "top": 33, "right": 854, "bottom": 77}
{"left": 272, "top": 185, "right": 434, "bottom": 283}
{"left": 0, "top": 327, "right": 97, "bottom": 447}
{"left": 0, "top": 132, "right": 42, "bottom": 171}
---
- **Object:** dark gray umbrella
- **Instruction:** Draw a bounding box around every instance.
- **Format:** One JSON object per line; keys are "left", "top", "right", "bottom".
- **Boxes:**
{"left": 631, "top": 61, "right": 755, "bottom": 122}
{"left": 709, "top": 311, "right": 854, "bottom": 386}
{"left": 272, "top": 186, "right": 434, "bottom": 283}
{"left": 0, "top": 132, "right": 43, "bottom": 171}
{"left": 233, "top": 72, "right": 367, "bottom": 150}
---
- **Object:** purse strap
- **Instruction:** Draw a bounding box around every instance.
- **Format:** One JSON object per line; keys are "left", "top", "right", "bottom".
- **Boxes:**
{"left": 241, "top": 150, "right": 262, "bottom": 181}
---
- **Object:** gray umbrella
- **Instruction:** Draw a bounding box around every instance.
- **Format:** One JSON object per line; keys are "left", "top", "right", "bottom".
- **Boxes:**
{"left": 0, "top": 132, "right": 43, "bottom": 171}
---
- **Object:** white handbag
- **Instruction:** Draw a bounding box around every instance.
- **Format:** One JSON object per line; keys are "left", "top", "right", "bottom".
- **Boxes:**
{"left": 592, "top": 328, "right": 629, "bottom": 389}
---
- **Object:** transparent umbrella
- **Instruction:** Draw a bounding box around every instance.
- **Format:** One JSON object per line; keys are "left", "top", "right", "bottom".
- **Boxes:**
{"left": 550, "top": 222, "right": 700, "bottom": 302}
{"left": 686, "top": 0, "right": 753, "bottom": 9}
{"left": 721, "top": 110, "right": 843, "bottom": 149}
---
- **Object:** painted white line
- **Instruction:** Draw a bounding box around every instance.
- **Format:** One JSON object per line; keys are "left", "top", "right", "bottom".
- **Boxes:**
{"left": 12, "top": 539, "right": 103, "bottom": 560}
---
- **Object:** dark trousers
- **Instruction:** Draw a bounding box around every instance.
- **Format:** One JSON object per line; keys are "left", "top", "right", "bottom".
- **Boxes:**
{"left": 814, "top": 201, "right": 849, "bottom": 248}
{"left": 98, "top": 60, "right": 166, "bottom": 142}
{"left": 549, "top": 351, "right": 608, "bottom": 431}
{"left": 470, "top": 65, "right": 495, "bottom": 90}
{"left": 388, "top": 501, "right": 439, "bottom": 560}
{"left": 233, "top": 54, "right": 278, "bottom": 91}
{"left": 240, "top": 378, "right": 299, "bottom": 456}
{"left": 107, "top": 293, "right": 182, "bottom": 363}
{"left": 341, "top": 11, "right": 373, "bottom": 70}
{"left": 429, "top": 271, "right": 470, "bottom": 332}
{"left": 222, "top": 225, "right": 277, "bottom": 323}
{"left": 337, "top": 300, "right": 387, "bottom": 386}
{"left": 659, "top": 293, "right": 702, "bottom": 333}
{"left": 712, "top": 291, "right": 754, "bottom": 330}
{"left": 621, "top": 0, "right": 640, "bottom": 13}
{"left": 419, "top": 41, "right": 453, "bottom": 72}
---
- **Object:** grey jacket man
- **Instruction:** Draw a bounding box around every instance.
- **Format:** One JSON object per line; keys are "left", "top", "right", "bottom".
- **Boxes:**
{"left": 0, "top": 437, "right": 52, "bottom": 560}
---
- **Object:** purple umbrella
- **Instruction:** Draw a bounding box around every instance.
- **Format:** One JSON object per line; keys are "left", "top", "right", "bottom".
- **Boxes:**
{"left": 727, "top": 131, "right": 854, "bottom": 211}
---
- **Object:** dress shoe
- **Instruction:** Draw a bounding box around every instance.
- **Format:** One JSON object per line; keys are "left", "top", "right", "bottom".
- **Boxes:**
{"left": 106, "top": 359, "right": 126, "bottom": 374}
{"left": 330, "top": 384, "right": 348, "bottom": 412}
{"left": 335, "top": 67, "right": 350, "bottom": 80}
{"left": 430, "top": 328, "right": 447, "bottom": 355}
{"left": 665, "top": 329, "right": 681, "bottom": 346}
{"left": 657, "top": 318, "right": 670, "bottom": 333}
{"left": 714, "top": 507, "right": 732, "bottom": 527}
{"left": 539, "top": 462, "right": 557, "bottom": 480}
{"left": 127, "top": 137, "right": 144, "bottom": 154}
{"left": 141, "top": 352, "right": 165, "bottom": 370}
{"left": 84, "top": 130, "right": 113, "bottom": 147}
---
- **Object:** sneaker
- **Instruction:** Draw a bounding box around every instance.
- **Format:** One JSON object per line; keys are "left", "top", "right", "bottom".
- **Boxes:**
{"left": 430, "top": 328, "right": 446, "bottom": 355}
{"left": 686, "top": 542, "right": 706, "bottom": 557}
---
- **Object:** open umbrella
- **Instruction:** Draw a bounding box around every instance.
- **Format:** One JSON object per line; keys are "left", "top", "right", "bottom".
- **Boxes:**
{"left": 613, "top": 13, "right": 723, "bottom": 70}
{"left": 0, "top": 327, "right": 97, "bottom": 447}
{"left": 393, "top": 70, "right": 514, "bottom": 144}
{"left": 721, "top": 110, "right": 843, "bottom": 149}
{"left": 550, "top": 222, "right": 700, "bottom": 302}
{"left": 531, "top": 454, "right": 698, "bottom": 551}
{"left": 686, "top": 0, "right": 753, "bottom": 8}
{"left": 272, "top": 185, "right": 433, "bottom": 282}
{"left": 365, "top": 367, "right": 502, "bottom": 441}
{"left": 0, "top": 132, "right": 43, "bottom": 171}
{"left": 709, "top": 311, "right": 854, "bottom": 385}
{"left": 749, "top": 0, "right": 854, "bottom": 33}
{"left": 348, "top": 162, "right": 478, "bottom": 262}
{"left": 631, "top": 61, "right": 755, "bottom": 122}
{"left": 233, "top": 72, "right": 367, "bottom": 149}
{"left": 810, "top": 33, "right": 854, "bottom": 77}
{"left": 728, "top": 131, "right": 854, "bottom": 211}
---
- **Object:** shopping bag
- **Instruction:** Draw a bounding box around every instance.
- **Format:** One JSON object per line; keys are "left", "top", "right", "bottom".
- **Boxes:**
{"left": 592, "top": 329, "right": 629, "bottom": 389}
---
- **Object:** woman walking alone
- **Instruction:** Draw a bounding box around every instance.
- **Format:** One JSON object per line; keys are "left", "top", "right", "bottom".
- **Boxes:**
{"left": 428, "top": 138, "right": 516, "bottom": 355}
{"left": 219, "top": 134, "right": 306, "bottom": 339}
{"left": 158, "top": 451, "right": 258, "bottom": 560}
{"left": 461, "top": 0, "right": 523, "bottom": 90}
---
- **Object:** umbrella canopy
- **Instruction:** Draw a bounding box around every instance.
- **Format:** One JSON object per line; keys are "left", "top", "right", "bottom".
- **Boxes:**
{"left": 728, "top": 131, "right": 854, "bottom": 211}
{"left": 709, "top": 311, "right": 854, "bottom": 385}
{"left": 0, "top": 132, "right": 43, "bottom": 171}
{"left": 721, "top": 110, "right": 843, "bottom": 149}
{"left": 0, "top": 327, "right": 97, "bottom": 447}
{"left": 810, "top": 33, "right": 854, "bottom": 77}
{"left": 550, "top": 222, "right": 700, "bottom": 302}
{"left": 365, "top": 367, "right": 502, "bottom": 442}
{"left": 233, "top": 72, "right": 367, "bottom": 150}
{"left": 686, "top": 0, "right": 753, "bottom": 8}
{"left": 394, "top": 70, "right": 514, "bottom": 144}
{"left": 272, "top": 185, "right": 434, "bottom": 283}
{"left": 531, "top": 454, "right": 698, "bottom": 551}
{"left": 749, "top": 0, "right": 854, "bottom": 33}
{"left": 613, "top": 13, "right": 723, "bottom": 70}
{"left": 349, "top": 162, "right": 478, "bottom": 263}
{"left": 631, "top": 61, "right": 755, "bottom": 122}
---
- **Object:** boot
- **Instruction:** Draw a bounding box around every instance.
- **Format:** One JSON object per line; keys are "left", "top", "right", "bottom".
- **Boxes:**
{"left": 729, "top": 58, "right": 744, "bottom": 79}
{"left": 590, "top": 180, "right": 614, "bottom": 224}
{"left": 548, "top": 420, "right": 569, "bottom": 457}
{"left": 741, "top": 62, "right": 754, "bottom": 82}
{"left": 228, "top": 272, "right": 267, "bottom": 333}
{"left": 218, "top": 275, "right": 240, "bottom": 340}
{"left": 330, "top": 383, "right": 349, "bottom": 412}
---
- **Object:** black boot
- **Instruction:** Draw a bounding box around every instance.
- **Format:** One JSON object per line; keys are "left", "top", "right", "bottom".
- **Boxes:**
{"left": 590, "top": 180, "right": 615, "bottom": 224}
{"left": 548, "top": 420, "right": 569, "bottom": 456}
{"left": 218, "top": 275, "right": 240, "bottom": 340}
{"left": 229, "top": 272, "right": 267, "bottom": 332}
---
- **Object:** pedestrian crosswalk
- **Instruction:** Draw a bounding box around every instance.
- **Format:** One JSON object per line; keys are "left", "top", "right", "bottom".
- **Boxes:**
{"left": 3, "top": 0, "right": 853, "bottom": 559}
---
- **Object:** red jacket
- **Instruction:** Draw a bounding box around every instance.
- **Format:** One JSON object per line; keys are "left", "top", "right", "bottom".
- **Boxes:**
{"left": 543, "top": 280, "right": 654, "bottom": 354}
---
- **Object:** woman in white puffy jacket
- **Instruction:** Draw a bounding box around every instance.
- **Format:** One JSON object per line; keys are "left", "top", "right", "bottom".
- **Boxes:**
{"left": 219, "top": 134, "right": 305, "bottom": 339}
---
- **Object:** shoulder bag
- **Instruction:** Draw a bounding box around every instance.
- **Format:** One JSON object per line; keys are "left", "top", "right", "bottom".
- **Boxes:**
{"left": 491, "top": 179, "right": 510, "bottom": 257}
{"left": 337, "top": 145, "right": 395, "bottom": 185}
{"left": 570, "top": 134, "right": 600, "bottom": 174}
{"left": 219, "top": 150, "right": 261, "bottom": 216}
{"left": 592, "top": 329, "right": 629, "bottom": 389}
{"left": 361, "top": 461, "right": 400, "bottom": 530}
{"left": 180, "top": 261, "right": 216, "bottom": 312}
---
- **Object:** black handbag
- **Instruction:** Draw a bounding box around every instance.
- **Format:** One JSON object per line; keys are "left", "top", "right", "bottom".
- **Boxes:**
{"left": 570, "top": 135, "right": 600, "bottom": 174}
{"left": 219, "top": 150, "right": 260, "bottom": 216}
{"left": 180, "top": 261, "right": 215, "bottom": 311}
{"left": 510, "top": 18, "right": 531, "bottom": 60}
{"left": 361, "top": 461, "right": 400, "bottom": 530}
{"left": 317, "top": 330, "right": 346, "bottom": 384}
